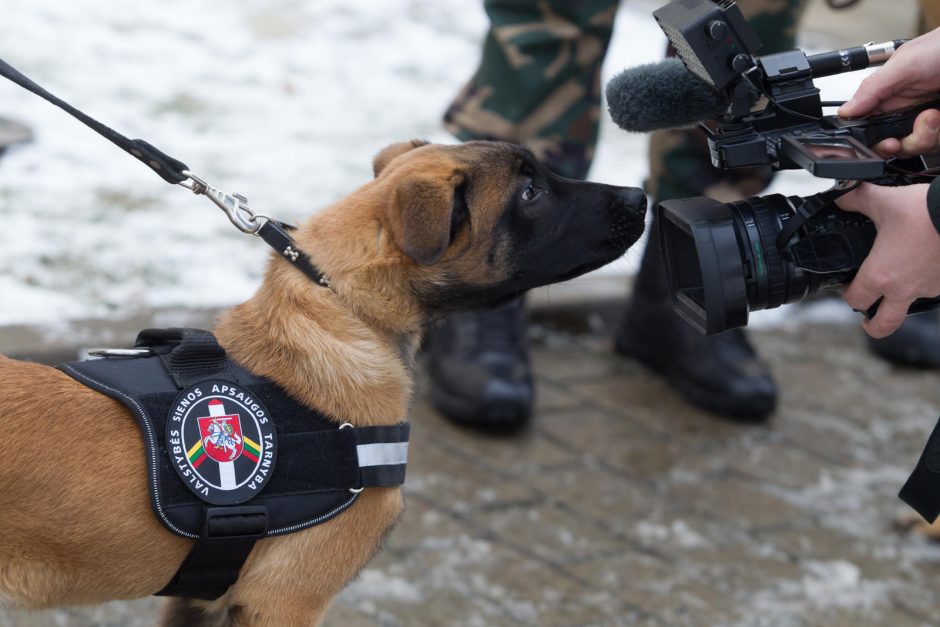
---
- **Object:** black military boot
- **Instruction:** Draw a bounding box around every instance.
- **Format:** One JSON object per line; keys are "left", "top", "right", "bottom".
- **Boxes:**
{"left": 867, "top": 310, "right": 940, "bottom": 368}
{"left": 425, "top": 299, "right": 534, "bottom": 431}
{"left": 615, "top": 237, "right": 777, "bottom": 421}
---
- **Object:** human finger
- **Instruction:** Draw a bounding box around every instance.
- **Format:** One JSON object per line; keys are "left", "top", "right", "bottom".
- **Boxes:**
{"left": 842, "top": 274, "right": 883, "bottom": 315}
{"left": 896, "top": 109, "right": 940, "bottom": 157}
{"left": 839, "top": 69, "right": 910, "bottom": 117}
{"left": 872, "top": 137, "right": 901, "bottom": 157}
{"left": 834, "top": 183, "right": 884, "bottom": 223}
{"left": 862, "top": 297, "right": 911, "bottom": 338}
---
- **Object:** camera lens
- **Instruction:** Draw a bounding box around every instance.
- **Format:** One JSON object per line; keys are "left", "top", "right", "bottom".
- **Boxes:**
{"left": 657, "top": 196, "right": 750, "bottom": 335}
{"left": 658, "top": 194, "right": 874, "bottom": 335}
{"left": 728, "top": 195, "right": 810, "bottom": 312}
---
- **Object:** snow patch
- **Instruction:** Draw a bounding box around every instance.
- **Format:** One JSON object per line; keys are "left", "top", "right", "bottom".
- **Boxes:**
{"left": 766, "top": 466, "right": 910, "bottom": 537}
{"left": 344, "top": 569, "right": 423, "bottom": 603}
{"left": 636, "top": 519, "right": 711, "bottom": 549}
{"left": 741, "top": 559, "right": 897, "bottom": 619}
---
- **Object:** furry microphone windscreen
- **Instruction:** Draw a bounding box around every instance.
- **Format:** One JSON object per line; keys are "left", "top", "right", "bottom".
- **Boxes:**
{"left": 606, "top": 58, "right": 726, "bottom": 133}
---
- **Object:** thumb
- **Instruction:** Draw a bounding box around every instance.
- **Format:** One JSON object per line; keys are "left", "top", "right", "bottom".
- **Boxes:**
{"left": 839, "top": 70, "right": 905, "bottom": 118}
{"left": 839, "top": 93, "right": 880, "bottom": 118}
{"left": 834, "top": 184, "right": 885, "bottom": 222}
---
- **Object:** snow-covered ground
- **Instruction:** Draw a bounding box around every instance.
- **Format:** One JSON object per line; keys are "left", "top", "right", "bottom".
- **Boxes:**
{"left": 0, "top": 0, "right": 883, "bottom": 326}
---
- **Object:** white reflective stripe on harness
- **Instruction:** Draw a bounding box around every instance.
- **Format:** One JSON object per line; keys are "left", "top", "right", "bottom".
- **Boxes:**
{"left": 356, "top": 442, "right": 409, "bottom": 467}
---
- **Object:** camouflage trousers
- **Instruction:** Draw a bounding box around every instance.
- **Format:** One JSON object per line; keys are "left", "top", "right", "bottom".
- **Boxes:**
{"left": 444, "top": 0, "right": 807, "bottom": 203}
{"left": 921, "top": 0, "right": 940, "bottom": 31}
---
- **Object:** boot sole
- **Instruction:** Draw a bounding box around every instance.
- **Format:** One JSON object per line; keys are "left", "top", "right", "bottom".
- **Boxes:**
{"left": 868, "top": 338, "right": 940, "bottom": 370}
{"left": 614, "top": 327, "right": 774, "bottom": 422}
{"left": 430, "top": 387, "right": 531, "bottom": 433}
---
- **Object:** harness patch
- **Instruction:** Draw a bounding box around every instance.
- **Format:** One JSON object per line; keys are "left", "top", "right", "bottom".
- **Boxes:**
{"left": 167, "top": 380, "right": 277, "bottom": 505}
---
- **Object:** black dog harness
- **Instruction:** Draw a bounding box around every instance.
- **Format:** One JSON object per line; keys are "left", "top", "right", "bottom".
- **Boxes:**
{"left": 58, "top": 328, "right": 409, "bottom": 600}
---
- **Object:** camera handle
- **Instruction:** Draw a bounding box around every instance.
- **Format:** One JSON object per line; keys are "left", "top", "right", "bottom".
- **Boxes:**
{"left": 775, "top": 180, "right": 859, "bottom": 251}
{"left": 864, "top": 296, "right": 940, "bottom": 320}
{"left": 782, "top": 182, "right": 940, "bottom": 321}
{"left": 835, "top": 97, "right": 940, "bottom": 147}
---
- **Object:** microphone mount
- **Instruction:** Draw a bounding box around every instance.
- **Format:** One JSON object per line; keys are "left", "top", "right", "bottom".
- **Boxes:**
{"left": 655, "top": 0, "right": 932, "bottom": 177}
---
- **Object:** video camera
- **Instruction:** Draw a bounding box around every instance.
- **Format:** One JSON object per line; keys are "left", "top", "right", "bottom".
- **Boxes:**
{"left": 652, "top": 0, "right": 940, "bottom": 334}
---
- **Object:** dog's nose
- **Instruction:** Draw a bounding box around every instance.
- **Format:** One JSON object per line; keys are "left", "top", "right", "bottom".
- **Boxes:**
{"left": 618, "top": 187, "right": 647, "bottom": 215}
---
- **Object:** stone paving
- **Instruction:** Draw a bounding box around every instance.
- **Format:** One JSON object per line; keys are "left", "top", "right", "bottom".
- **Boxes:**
{"left": 4, "top": 315, "right": 940, "bottom": 626}
{"left": 1, "top": 0, "right": 934, "bottom": 623}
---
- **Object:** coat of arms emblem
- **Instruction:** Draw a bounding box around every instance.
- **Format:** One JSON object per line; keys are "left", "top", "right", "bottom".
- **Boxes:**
{"left": 166, "top": 381, "right": 276, "bottom": 504}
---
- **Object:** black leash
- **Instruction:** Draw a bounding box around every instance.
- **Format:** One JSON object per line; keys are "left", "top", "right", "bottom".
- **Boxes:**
{"left": 0, "top": 56, "right": 331, "bottom": 288}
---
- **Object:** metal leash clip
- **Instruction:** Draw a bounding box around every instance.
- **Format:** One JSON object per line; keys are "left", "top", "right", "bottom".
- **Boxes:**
{"left": 179, "top": 171, "right": 269, "bottom": 234}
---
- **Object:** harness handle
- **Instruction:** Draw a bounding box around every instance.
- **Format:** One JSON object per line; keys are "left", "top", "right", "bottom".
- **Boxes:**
{"left": 135, "top": 328, "right": 236, "bottom": 388}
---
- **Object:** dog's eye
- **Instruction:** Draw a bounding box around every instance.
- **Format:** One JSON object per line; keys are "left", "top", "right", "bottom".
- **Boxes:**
{"left": 521, "top": 183, "right": 542, "bottom": 202}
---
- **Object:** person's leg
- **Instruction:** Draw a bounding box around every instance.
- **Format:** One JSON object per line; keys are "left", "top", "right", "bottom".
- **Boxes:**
{"left": 617, "top": 0, "right": 808, "bottom": 421}
{"left": 919, "top": 0, "right": 940, "bottom": 32}
{"left": 429, "top": 0, "right": 617, "bottom": 430}
{"left": 443, "top": 0, "right": 617, "bottom": 177}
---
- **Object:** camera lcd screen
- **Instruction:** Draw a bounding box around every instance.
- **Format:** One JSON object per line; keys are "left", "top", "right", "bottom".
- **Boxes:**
{"left": 796, "top": 139, "right": 869, "bottom": 161}
{"left": 781, "top": 135, "right": 885, "bottom": 179}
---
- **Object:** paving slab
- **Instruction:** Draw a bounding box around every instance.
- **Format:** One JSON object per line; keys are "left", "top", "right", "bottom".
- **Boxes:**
{"left": 4, "top": 316, "right": 940, "bottom": 626}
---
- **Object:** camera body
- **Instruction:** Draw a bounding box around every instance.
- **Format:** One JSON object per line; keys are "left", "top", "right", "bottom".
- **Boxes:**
{"left": 653, "top": 0, "right": 940, "bottom": 334}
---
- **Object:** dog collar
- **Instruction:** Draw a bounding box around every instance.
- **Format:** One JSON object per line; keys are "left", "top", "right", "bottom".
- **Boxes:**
{"left": 254, "top": 218, "right": 332, "bottom": 289}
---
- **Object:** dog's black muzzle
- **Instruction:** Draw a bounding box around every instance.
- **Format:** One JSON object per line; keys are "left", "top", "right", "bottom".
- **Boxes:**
{"left": 540, "top": 179, "right": 647, "bottom": 283}
{"left": 425, "top": 173, "right": 646, "bottom": 313}
{"left": 611, "top": 186, "right": 648, "bottom": 236}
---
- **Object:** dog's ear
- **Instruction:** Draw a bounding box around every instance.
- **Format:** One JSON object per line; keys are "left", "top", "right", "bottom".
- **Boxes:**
{"left": 373, "top": 140, "right": 430, "bottom": 178}
{"left": 391, "top": 171, "right": 465, "bottom": 266}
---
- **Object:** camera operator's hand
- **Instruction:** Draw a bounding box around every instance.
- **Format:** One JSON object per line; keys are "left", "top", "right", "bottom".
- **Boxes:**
{"left": 835, "top": 183, "right": 940, "bottom": 338}
{"left": 841, "top": 29, "right": 940, "bottom": 117}
{"left": 840, "top": 29, "right": 940, "bottom": 158}
{"left": 872, "top": 108, "right": 940, "bottom": 158}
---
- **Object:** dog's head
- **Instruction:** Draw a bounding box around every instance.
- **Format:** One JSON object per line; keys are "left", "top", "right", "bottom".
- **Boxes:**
{"left": 368, "top": 140, "right": 646, "bottom": 313}
{"left": 300, "top": 140, "right": 645, "bottom": 326}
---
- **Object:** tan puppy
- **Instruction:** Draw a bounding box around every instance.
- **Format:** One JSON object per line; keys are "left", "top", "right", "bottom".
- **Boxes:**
{"left": 0, "top": 140, "right": 646, "bottom": 625}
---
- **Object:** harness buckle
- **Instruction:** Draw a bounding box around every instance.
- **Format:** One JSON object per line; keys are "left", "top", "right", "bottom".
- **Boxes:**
{"left": 179, "top": 171, "right": 267, "bottom": 235}
{"left": 339, "top": 422, "right": 365, "bottom": 494}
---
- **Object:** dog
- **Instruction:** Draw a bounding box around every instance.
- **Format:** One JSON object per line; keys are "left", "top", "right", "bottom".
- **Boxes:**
{"left": 0, "top": 140, "right": 645, "bottom": 625}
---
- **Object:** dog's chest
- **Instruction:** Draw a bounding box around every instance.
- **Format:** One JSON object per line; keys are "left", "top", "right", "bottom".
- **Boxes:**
{"left": 57, "top": 340, "right": 409, "bottom": 541}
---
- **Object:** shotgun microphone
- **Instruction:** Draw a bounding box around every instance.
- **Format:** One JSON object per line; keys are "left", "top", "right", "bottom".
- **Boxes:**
{"left": 605, "top": 58, "right": 726, "bottom": 133}
{"left": 606, "top": 41, "right": 908, "bottom": 134}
